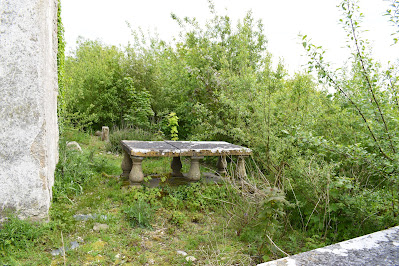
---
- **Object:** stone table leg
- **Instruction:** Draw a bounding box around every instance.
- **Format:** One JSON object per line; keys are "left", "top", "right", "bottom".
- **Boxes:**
{"left": 121, "top": 150, "right": 132, "bottom": 179}
{"left": 236, "top": 156, "right": 248, "bottom": 179}
{"left": 217, "top": 155, "right": 227, "bottom": 176}
{"left": 129, "top": 156, "right": 144, "bottom": 185}
{"left": 171, "top": 156, "right": 184, "bottom": 177}
{"left": 187, "top": 156, "right": 204, "bottom": 181}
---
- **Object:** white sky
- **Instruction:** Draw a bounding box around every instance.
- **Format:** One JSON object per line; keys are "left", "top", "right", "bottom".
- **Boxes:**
{"left": 62, "top": 0, "right": 398, "bottom": 74}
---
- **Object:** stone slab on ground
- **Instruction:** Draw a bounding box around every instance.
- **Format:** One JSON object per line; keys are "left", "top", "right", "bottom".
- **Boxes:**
{"left": 259, "top": 226, "right": 399, "bottom": 266}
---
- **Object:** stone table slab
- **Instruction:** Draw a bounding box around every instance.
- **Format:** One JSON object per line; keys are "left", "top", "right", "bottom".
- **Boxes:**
{"left": 121, "top": 141, "right": 180, "bottom": 157}
{"left": 121, "top": 140, "right": 252, "bottom": 157}
{"left": 164, "top": 141, "right": 252, "bottom": 156}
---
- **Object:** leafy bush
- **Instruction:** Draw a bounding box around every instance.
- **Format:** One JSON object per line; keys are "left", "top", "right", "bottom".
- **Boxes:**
{"left": 53, "top": 144, "right": 95, "bottom": 202}
{"left": 123, "top": 199, "right": 155, "bottom": 228}
{"left": 161, "top": 182, "right": 229, "bottom": 212}
{"left": 169, "top": 210, "right": 187, "bottom": 227}
{"left": 53, "top": 130, "right": 120, "bottom": 202}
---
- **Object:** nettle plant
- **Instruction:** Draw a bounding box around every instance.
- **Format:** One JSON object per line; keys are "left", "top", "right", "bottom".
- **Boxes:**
{"left": 167, "top": 112, "right": 179, "bottom": 140}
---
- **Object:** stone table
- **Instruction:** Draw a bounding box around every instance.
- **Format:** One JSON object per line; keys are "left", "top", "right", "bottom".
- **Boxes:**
{"left": 120, "top": 141, "right": 252, "bottom": 185}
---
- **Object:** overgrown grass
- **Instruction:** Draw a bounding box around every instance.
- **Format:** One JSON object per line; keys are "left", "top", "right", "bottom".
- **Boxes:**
{"left": 0, "top": 128, "right": 285, "bottom": 265}
{"left": 2, "top": 128, "right": 397, "bottom": 265}
{"left": 0, "top": 215, "right": 46, "bottom": 252}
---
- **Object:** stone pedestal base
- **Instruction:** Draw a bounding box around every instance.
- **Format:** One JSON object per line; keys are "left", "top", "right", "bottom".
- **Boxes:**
{"left": 129, "top": 156, "right": 144, "bottom": 185}
{"left": 217, "top": 155, "right": 227, "bottom": 175}
{"left": 236, "top": 156, "right": 248, "bottom": 179}
{"left": 187, "top": 156, "right": 204, "bottom": 181}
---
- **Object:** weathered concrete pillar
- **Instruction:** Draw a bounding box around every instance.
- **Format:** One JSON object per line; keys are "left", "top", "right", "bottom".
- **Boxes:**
{"left": 187, "top": 156, "right": 203, "bottom": 181}
{"left": 171, "top": 157, "right": 184, "bottom": 177}
{"left": 0, "top": 0, "right": 58, "bottom": 220}
{"left": 129, "top": 157, "right": 144, "bottom": 185}
{"left": 121, "top": 150, "right": 132, "bottom": 178}
{"left": 101, "top": 126, "right": 109, "bottom": 142}
{"left": 236, "top": 156, "right": 248, "bottom": 179}
{"left": 217, "top": 155, "right": 228, "bottom": 176}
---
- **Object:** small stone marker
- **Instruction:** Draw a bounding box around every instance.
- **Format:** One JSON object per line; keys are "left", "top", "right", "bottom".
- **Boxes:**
{"left": 66, "top": 141, "right": 82, "bottom": 152}
{"left": 177, "top": 250, "right": 188, "bottom": 256}
{"left": 186, "top": 256, "right": 196, "bottom": 262}
{"left": 93, "top": 223, "right": 109, "bottom": 231}
{"left": 101, "top": 126, "right": 109, "bottom": 141}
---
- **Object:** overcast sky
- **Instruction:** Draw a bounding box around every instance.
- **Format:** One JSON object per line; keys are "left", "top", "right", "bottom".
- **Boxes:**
{"left": 62, "top": 0, "right": 398, "bottom": 74}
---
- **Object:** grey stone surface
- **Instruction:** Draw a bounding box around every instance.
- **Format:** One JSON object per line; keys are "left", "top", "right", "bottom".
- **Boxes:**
{"left": 129, "top": 156, "right": 145, "bottom": 184}
{"left": 259, "top": 226, "right": 399, "bottom": 266}
{"left": 187, "top": 156, "right": 203, "bottom": 181}
{"left": 177, "top": 250, "right": 188, "bottom": 256}
{"left": 121, "top": 141, "right": 181, "bottom": 157}
{"left": 73, "top": 214, "right": 107, "bottom": 221}
{"left": 51, "top": 241, "right": 80, "bottom": 256}
{"left": 0, "top": 0, "right": 58, "bottom": 220}
{"left": 121, "top": 140, "right": 252, "bottom": 157}
{"left": 166, "top": 141, "right": 252, "bottom": 156}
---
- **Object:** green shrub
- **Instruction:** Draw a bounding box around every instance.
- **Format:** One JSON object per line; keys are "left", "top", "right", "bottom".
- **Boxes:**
{"left": 53, "top": 133, "right": 119, "bottom": 202}
{"left": 169, "top": 210, "right": 187, "bottom": 227}
{"left": 161, "top": 182, "right": 228, "bottom": 212}
{"left": 53, "top": 144, "right": 95, "bottom": 202}
{"left": 123, "top": 200, "right": 155, "bottom": 228}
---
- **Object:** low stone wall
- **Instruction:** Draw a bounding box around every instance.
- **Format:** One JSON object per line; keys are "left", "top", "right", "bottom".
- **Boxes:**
{"left": 259, "top": 226, "right": 399, "bottom": 266}
{"left": 0, "top": 0, "right": 58, "bottom": 220}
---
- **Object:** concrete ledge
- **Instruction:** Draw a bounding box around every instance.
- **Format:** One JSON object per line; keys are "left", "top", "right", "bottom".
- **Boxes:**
{"left": 259, "top": 226, "right": 399, "bottom": 266}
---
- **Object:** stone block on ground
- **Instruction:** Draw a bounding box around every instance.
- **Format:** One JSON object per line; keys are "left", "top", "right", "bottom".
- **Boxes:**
{"left": 0, "top": 0, "right": 59, "bottom": 220}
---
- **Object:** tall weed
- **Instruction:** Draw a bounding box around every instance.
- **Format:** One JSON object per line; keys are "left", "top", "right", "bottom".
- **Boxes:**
{"left": 53, "top": 142, "right": 95, "bottom": 202}
{"left": 123, "top": 199, "right": 156, "bottom": 228}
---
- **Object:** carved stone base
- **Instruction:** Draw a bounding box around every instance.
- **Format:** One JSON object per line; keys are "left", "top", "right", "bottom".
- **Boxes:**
{"left": 217, "top": 155, "right": 227, "bottom": 175}
{"left": 236, "top": 156, "right": 248, "bottom": 179}
{"left": 187, "top": 156, "right": 204, "bottom": 181}
{"left": 129, "top": 156, "right": 144, "bottom": 185}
